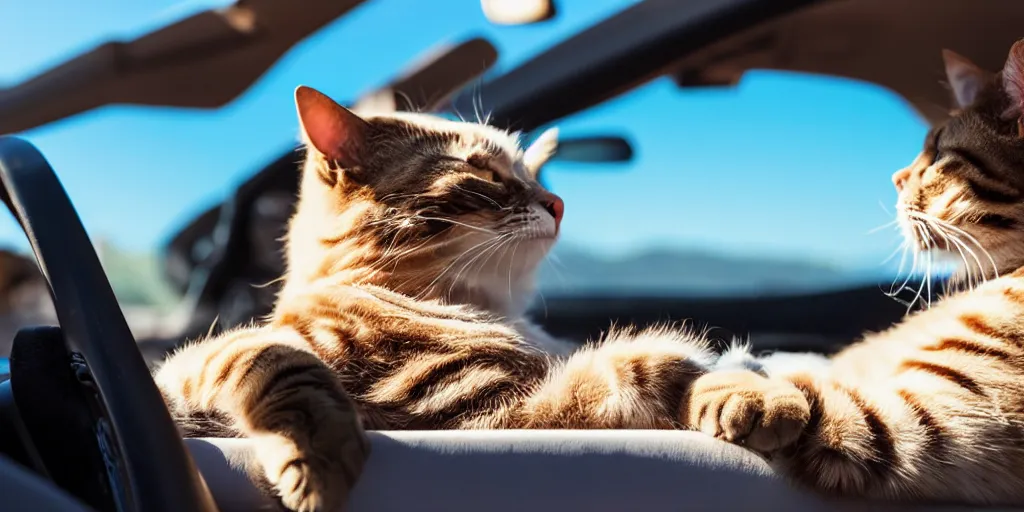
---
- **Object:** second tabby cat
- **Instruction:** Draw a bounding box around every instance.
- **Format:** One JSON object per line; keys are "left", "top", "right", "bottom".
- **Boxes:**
{"left": 693, "top": 39, "right": 1024, "bottom": 505}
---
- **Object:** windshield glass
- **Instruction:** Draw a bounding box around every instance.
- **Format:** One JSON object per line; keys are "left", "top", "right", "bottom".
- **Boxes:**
{"left": 0, "top": 0, "right": 926, "bottom": 304}
{"left": 537, "top": 72, "right": 928, "bottom": 297}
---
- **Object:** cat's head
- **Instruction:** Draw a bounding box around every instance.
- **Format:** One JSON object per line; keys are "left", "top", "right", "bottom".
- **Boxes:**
{"left": 285, "top": 86, "right": 562, "bottom": 317}
{"left": 893, "top": 40, "right": 1024, "bottom": 280}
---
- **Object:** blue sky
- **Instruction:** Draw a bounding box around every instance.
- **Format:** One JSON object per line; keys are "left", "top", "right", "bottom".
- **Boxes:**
{"left": 0, "top": 0, "right": 929, "bottom": 276}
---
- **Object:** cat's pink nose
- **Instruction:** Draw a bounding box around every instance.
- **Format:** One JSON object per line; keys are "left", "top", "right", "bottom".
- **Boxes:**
{"left": 892, "top": 167, "right": 912, "bottom": 192}
{"left": 540, "top": 192, "right": 564, "bottom": 230}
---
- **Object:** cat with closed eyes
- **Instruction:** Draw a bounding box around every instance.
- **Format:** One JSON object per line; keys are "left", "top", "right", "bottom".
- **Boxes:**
{"left": 155, "top": 85, "right": 718, "bottom": 512}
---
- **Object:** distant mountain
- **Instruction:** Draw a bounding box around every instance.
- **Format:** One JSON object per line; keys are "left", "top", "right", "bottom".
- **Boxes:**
{"left": 537, "top": 245, "right": 883, "bottom": 296}
{"left": 88, "top": 240, "right": 904, "bottom": 306}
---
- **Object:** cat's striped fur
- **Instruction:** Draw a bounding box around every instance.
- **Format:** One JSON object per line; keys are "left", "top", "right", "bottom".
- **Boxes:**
{"left": 690, "top": 40, "right": 1024, "bottom": 505}
{"left": 155, "top": 86, "right": 718, "bottom": 512}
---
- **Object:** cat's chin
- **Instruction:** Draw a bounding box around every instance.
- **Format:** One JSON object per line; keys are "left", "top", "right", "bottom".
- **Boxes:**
{"left": 444, "top": 246, "right": 547, "bottom": 317}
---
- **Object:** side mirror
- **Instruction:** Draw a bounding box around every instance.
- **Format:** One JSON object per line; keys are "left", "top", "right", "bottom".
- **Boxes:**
{"left": 552, "top": 135, "right": 633, "bottom": 163}
{"left": 535, "top": 134, "right": 633, "bottom": 189}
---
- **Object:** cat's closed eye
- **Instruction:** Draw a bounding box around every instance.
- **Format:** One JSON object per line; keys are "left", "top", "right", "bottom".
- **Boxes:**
{"left": 467, "top": 167, "right": 498, "bottom": 183}
{"left": 438, "top": 156, "right": 501, "bottom": 183}
{"left": 465, "top": 154, "right": 502, "bottom": 183}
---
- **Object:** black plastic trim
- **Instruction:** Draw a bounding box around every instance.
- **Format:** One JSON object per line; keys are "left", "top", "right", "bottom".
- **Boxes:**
{"left": 0, "top": 379, "right": 49, "bottom": 479}
{"left": 451, "top": 0, "right": 824, "bottom": 132}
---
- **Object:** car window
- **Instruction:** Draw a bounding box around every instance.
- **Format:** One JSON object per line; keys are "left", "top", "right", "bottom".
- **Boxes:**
{"left": 535, "top": 71, "right": 930, "bottom": 297}
{"left": 0, "top": 1, "right": 930, "bottom": 303}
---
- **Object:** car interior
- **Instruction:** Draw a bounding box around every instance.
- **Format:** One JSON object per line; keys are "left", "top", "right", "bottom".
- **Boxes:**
{"left": 0, "top": 0, "right": 1023, "bottom": 510}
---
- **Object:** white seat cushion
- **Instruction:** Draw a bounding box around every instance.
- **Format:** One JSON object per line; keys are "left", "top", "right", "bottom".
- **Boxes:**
{"left": 186, "top": 430, "right": 1011, "bottom": 512}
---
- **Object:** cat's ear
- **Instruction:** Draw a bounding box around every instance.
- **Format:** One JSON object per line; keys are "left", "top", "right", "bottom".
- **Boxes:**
{"left": 1001, "top": 39, "right": 1024, "bottom": 136}
{"left": 523, "top": 127, "right": 559, "bottom": 178}
{"left": 943, "top": 49, "right": 989, "bottom": 109}
{"left": 295, "top": 85, "right": 370, "bottom": 167}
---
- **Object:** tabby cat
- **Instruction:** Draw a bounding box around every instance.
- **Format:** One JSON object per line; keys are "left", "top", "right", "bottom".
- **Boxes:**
{"left": 696, "top": 40, "right": 1024, "bottom": 504}
{"left": 155, "top": 86, "right": 717, "bottom": 512}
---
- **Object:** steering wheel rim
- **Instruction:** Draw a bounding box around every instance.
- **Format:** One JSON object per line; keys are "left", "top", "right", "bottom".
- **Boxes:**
{"left": 0, "top": 136, "right": 217, "bottom": 512}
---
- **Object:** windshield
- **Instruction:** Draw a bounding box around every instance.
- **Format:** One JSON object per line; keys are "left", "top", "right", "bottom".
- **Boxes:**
{"left": 537, "top": 72, "right": 927, "bottom": 297}
{"left": 0, "top": 0, "right": 926, "bottom": 305}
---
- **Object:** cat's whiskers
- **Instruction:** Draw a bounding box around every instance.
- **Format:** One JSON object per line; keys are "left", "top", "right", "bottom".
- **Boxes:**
{"left": 376, "top": 220, "right": 439, "bottom": 258}
{"left": 414, "top": 232, "right": 512, "bottom": 301}
{"left": 364, "top": 229, "right": 458, "bottom": 280}
{"left": 252, "top": 275, "right": 287, "bottom": 290}
{"left": 505, "top": 235, "right": 526, "bottom": 305}
{"left": 528, "top": 215, "right": 553, "bottom": 318}
{"left": 402, "top": 212, "right": 544, "bottom": 301}
{"left": 881, "top": 240, "right": 908, "bottom": 267}
{"left": 887, "top": 216, "right": 923, "bottom": 301}
{"left": 868, "top": 218, "right": 901, "bottom": 235}
{"left": 534, "top": 286, "right": 549, "bottom": 319}
{"left": 474, "top": 230, "right": 518, "bottom": 275}
{"left": 472, "top": 91, "right": 483, "bottom": 126}
{"left": 937, "top": 224, "right": 986, "bottom": 290}
{"left": 395, "top": 90, "right": 416, "bottom": 112}
{"left": 468, "top": 85, "right": 495, "bottom": 127}
{"left": 934, "top": 224, "right": 976, "bottom": 289}
{"left": 377, "top": 192, "right": 423, "bottom": 203}
{"left": 890, "top": 220, "right": 929, "bottom": 310}
{"left": 885, "top": 249, "right": 910, "bottom": 298}
{"left": 467, "top": 235, "right": 521, "bottom": 303}
{"left": 442, "top": 232, "right": 513, "bottom": 296}
{"left": 371, "top": 221, "right": 413, "bottom": 265}
{"left": 906, "top": 209, "right": 999, "bottom": 284}
{"left": 378, "top": 235, "right": 443, "bottom": 269}
{"left": 413, "top": 216, "right": 498, "bottom": 235}
{"left": 878, "top": 201, "right": 914, "bottom": 297}
{"left": 880, "top": 197, "right": 913, "bottom": 299}
{"left": 915, "top": 220, "right": 936, "bottom": 309}
{"left": 939, "top": 220, "right": 999, "bottom": 281}
{"left": 435, "top": 233, "right": 514, "bottom": 306}
{"left": 885, "top": 236, "right": 913, "bottom": 296}
{"left": 471, "top": 230, "right": 518, "bottom": 281}
{"left": 450, "top": 185, "right": 505, "bottom": 210}
{"left": 877, "top": 198, "right": 895, "bottom": 218}
{"left": 539, "top": 257, "right": 567, "bottom": 291}
{"left": 938, "top": 231, "right": 984, "bottom": 283}
{"left": 377, "top": 237, "right": 461, "bottom": 287}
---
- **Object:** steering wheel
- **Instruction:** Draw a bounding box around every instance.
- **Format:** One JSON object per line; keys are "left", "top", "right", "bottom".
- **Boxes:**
{"left": 0, "top": 136, "right": 218, "bottom": 512}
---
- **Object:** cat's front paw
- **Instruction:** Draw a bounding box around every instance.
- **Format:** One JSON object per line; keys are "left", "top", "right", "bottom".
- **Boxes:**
{"left": 251, "top": 421, "right": 369, "bottom": 512}
{"left": 686, "top": 370, "right": 810, "bottom": 454}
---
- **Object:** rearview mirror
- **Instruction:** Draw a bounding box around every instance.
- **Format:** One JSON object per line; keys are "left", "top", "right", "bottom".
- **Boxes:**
{"left": 480, "top": 0, "right": 556, "bottom": 25}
